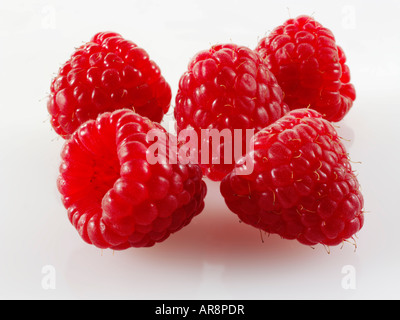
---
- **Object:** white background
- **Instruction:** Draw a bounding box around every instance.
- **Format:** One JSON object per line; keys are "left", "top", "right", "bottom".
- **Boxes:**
{"left": 0, "top": 0, "right": 399, "bottom": 300}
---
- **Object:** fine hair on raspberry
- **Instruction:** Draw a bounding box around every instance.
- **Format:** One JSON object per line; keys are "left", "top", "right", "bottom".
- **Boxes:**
{"left": 220, "top": 108, "right": 364, "bottom": 247}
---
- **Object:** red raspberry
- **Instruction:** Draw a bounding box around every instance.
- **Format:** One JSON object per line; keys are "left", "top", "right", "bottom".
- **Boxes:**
{"left": 174, "top": 44, "right": 289, "bottom": 181}
{"left": 220, "top": 108, "right": 364, "bottom": 247}
{"left": 48, "top": 32, "right": 172, "bottom": 138}
{"left": 255, "top": 15, "right": 356, "bottom": 122}
{"left": 57, "top": 109, "right": 207, "bottom": 249}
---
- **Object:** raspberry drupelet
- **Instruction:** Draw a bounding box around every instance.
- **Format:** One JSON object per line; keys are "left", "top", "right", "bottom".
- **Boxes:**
{"left": 220, "top": 108, "right": 364, "bottom": 247}
{"left": 256, "top": 15, "right": 356, "bottom": 122}
{"left": 57, "top": 109, "right": 207, "bottom": 249}
{"left": 48, "top": 32, "right": 172, "bottom": 138}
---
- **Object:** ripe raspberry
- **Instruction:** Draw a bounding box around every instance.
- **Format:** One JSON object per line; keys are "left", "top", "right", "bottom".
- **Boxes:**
{"left": 174, "top": 43, "right": 289, "bottom": 181}
{"left": 57, "top": 109, "right": 207, "bottom": 249}
{"left": 48, "top": 32, "right": 172, "bottom": 138}
{"left": 255, "top": 15, "right": 356, "bottom": 122}
{"left": 220, "top": 108, "right": 364, "bottom": 247}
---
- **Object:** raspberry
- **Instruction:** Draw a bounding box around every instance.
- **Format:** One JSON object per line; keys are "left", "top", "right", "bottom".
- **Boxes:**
{"left": 255, "top": 15, "right": 356, "bottom": 122}
{"left": 220, "top": 108, "right": 364, "bottom": 247}
{"left": 57, "top": 109, "right": 207, "bottom": 249}
{"left": 174, "top": 43, "right": 289, "bottom": 181}
{"left": 48, "top": 32, "right": 172, "bottom": 138}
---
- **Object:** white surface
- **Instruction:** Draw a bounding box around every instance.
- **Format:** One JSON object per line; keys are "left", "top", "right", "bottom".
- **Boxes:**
{"left": 0, "top": 0, "right": 399, "bottom": 300}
